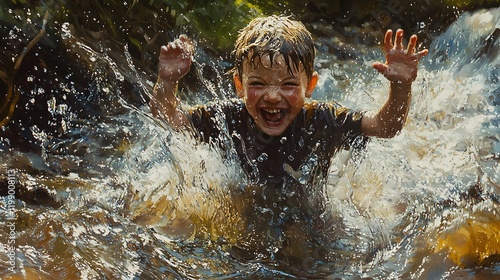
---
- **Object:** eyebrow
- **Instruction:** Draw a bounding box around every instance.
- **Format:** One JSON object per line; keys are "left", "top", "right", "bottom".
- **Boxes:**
{"left": 279, "top": 76, "right": 299, "bottom": 81}
{"left": 246, "top": 76, "right": 300, "bottom": 87}
{"left": 247, "top": 75, "right": 264, "bottom": 80}
{"left": 247, "top": 75, "right": 299, "bottom": 81}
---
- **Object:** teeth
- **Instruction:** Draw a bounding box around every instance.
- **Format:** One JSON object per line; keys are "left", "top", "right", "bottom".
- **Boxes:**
{"left": 263, "top": 108, "right": 282, "bottom": 114}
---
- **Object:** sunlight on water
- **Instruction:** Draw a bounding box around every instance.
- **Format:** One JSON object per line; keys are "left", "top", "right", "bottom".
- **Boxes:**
{"left": 1, "top": 6, "right": 499, "bottom": 280}
{"left": 117, "top": 123, "right": 245, "bottom": 241}
{"left": 319, "top": 7, "right": 500, "bottom": 278}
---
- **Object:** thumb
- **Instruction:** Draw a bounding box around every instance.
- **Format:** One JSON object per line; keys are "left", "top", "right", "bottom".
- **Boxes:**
{"left": 372, "top": 62, "right": 388, "bottom": 75}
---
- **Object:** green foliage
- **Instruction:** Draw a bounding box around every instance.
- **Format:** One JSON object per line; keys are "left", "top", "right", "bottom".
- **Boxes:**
{"left": 3, "top": 0, "right": 500, "bottom": 56}
{"left": 244, "top": 0, "right": 305, "bottom": 15}
{"left": 167, "top": 0, "right": 263, "bottom": 50}
{"left": 443, "top": 0, "right": 500, "bottom": 7}
{"left": 12, "top": 0, "right": 30, "bottom": 4}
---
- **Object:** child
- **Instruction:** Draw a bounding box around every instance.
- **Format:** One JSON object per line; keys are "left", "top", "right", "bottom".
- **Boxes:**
{"left": 149, "top": 15, "right": 428, "bottom": 265}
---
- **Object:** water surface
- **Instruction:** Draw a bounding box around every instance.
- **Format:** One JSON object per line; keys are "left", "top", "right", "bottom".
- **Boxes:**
{"left": 1, "top": 4, "right": 499, "bottom": 279}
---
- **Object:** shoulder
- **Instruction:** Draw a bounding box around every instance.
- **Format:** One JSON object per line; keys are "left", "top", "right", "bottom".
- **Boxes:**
{"left": 302, "top": 100, "right": 364, "bottom": 129}
{"left": 187, "top": 99, "right": 246, "bottom": 143}
{"left": 303, "top": 100, "right": 353, "bottom": 118}
{"left": 303, "top": 100, "right": 346, "bottom": 111}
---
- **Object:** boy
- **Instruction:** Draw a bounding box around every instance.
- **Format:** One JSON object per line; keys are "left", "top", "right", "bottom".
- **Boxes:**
{"left": 149, "top": 15, "right": 428, "bottom": 264}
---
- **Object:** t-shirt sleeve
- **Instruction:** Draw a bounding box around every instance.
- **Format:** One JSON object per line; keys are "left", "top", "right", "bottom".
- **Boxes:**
{"left": 187, "top": 104, "right": 220, "bottom": 144}
{"left": 311, "top": 102, "right": 367, "bottom": 151}
{"left": 337, "top": 106, "right": 367, "bottom": 150}
{"left": 187, "top": 101, "right": 235, "bottom": 145}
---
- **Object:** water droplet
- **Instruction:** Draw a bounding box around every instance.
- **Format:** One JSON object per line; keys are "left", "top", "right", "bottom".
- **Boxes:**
{"left": 298, "top": 137, "right": 304, "bottom": 147}
{"left": 47, "top": 97, "right": 56, "bottom": 114}
{"left": 301, "top": 164, "right": 310, "bottom": 175}
{"left": 257, "top": 153, "right": 268, "bottom": 162}
{"left": 8, "top": 30, "right": 17, "bottom": 39}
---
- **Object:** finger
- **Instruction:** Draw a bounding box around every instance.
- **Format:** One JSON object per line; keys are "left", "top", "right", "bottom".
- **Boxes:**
{"left": 384, "top": 29, "right": 393, "bottom": 53}
{"left": 178, "top": 35, "right": 190, "bottom": 49}
{"left": 178, "top": 35, "right": 194, "bottom": 56}
{"left": 174, "top": 40, "right": 183, "bottom": 49}
{"left": 184, "top": 41, "right": 195, "bottom": 56}
{"left": 407, "top": 35, "right": 417, "bottom": 55}
{"left": 167, "top": 41, "right": 178, "bottom": 50}
{"left": 395, "top": 29, "right": 404, "bottom": 50}
{"left": 415, "top": 49, "right": 429, "bottom": 60}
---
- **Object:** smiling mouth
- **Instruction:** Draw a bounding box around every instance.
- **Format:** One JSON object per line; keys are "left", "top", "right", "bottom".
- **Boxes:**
{"left": 260, "top": 108, "right": 286, "bottom": 125}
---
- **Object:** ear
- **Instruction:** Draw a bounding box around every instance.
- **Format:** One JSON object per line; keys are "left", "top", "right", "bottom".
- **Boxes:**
{"left": 233, "top": 73, "right": 244, "bottom": 98}
{"left": 305, "top": 71, "right": 318, "bottom": 98}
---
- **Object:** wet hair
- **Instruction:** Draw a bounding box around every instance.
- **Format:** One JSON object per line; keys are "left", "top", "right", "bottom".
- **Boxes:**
{"left": 232, "top": 15, "right": 316, "bottom": 80}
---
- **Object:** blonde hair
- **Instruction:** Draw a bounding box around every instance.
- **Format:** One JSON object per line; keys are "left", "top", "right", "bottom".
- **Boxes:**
{"left": 232, "top": 15, "right": 316, "bottom": 80}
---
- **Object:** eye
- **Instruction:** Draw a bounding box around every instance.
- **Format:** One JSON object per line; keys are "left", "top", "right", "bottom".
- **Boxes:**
{"left": 248, "top": 81, "right": 265, "bottom": 87}
{"left": 281, "top": 82, "right": 299, "bottom": 90}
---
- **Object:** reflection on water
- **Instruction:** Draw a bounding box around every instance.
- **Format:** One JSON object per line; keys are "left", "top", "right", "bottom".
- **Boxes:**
{"left": 1, "top": 4, "right": 500, "bottom": 280}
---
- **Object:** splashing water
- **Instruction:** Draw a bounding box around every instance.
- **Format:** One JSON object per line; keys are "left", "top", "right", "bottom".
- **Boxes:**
{"left": 1, "top": 6, "right": 499, "bottom": 280}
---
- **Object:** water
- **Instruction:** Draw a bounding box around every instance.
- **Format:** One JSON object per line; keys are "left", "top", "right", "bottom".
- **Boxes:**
{"left": 1, "top": 5, "right": 499, "bottom": 280}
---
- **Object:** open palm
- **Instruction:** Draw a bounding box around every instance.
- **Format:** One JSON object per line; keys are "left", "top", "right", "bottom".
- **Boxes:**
{"left": 373, "top": 29, "right": 428, "bottom": 84}
{"left": 158, "top": 35, "right": 194, "bottom": 82}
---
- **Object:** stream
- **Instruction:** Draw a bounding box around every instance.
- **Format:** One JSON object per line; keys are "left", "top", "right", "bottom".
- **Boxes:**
{"left": 1, "top": 3, "right": 499, "bottom": 279}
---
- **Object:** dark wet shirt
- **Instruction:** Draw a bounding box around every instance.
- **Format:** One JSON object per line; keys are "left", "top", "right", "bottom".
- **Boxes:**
{"left": 188, "top": 99, "right": 365, "bottom": 187}
{"left": 188, "top": 99, "right": 366, "bottom": 251}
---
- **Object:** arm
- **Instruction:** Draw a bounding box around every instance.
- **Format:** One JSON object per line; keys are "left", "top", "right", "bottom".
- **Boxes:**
{"left": 149, "top": 35, "right": 194, "bottom": 128}
{"left": 361, "top": 29, "right": 428, "bottom": 138}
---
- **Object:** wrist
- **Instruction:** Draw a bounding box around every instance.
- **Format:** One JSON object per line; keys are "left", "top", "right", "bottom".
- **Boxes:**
{"left": 391, "top": 81, "right": 412, "bottom": 93}
{"left": 157, "top": 76, "right": 179, "bottom": 86}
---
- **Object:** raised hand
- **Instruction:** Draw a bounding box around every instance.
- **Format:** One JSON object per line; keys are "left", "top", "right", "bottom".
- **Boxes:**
{"left": 157, "top": 35, "right": 194, "bottom": 83}
{"left": 150, "top": 35, "right": 194, "bottom": 126}
{"left": 372, "top": 29, "right": 428, "bottom": 84}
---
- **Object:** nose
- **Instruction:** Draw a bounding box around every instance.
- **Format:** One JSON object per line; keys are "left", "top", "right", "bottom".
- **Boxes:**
{"left": 263, "top": 86, "right": 281, "bottom": 103}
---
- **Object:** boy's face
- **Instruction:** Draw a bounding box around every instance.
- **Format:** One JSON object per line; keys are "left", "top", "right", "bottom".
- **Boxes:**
{"left": 234, "top": 54, "right": 318, "bottom": 136}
